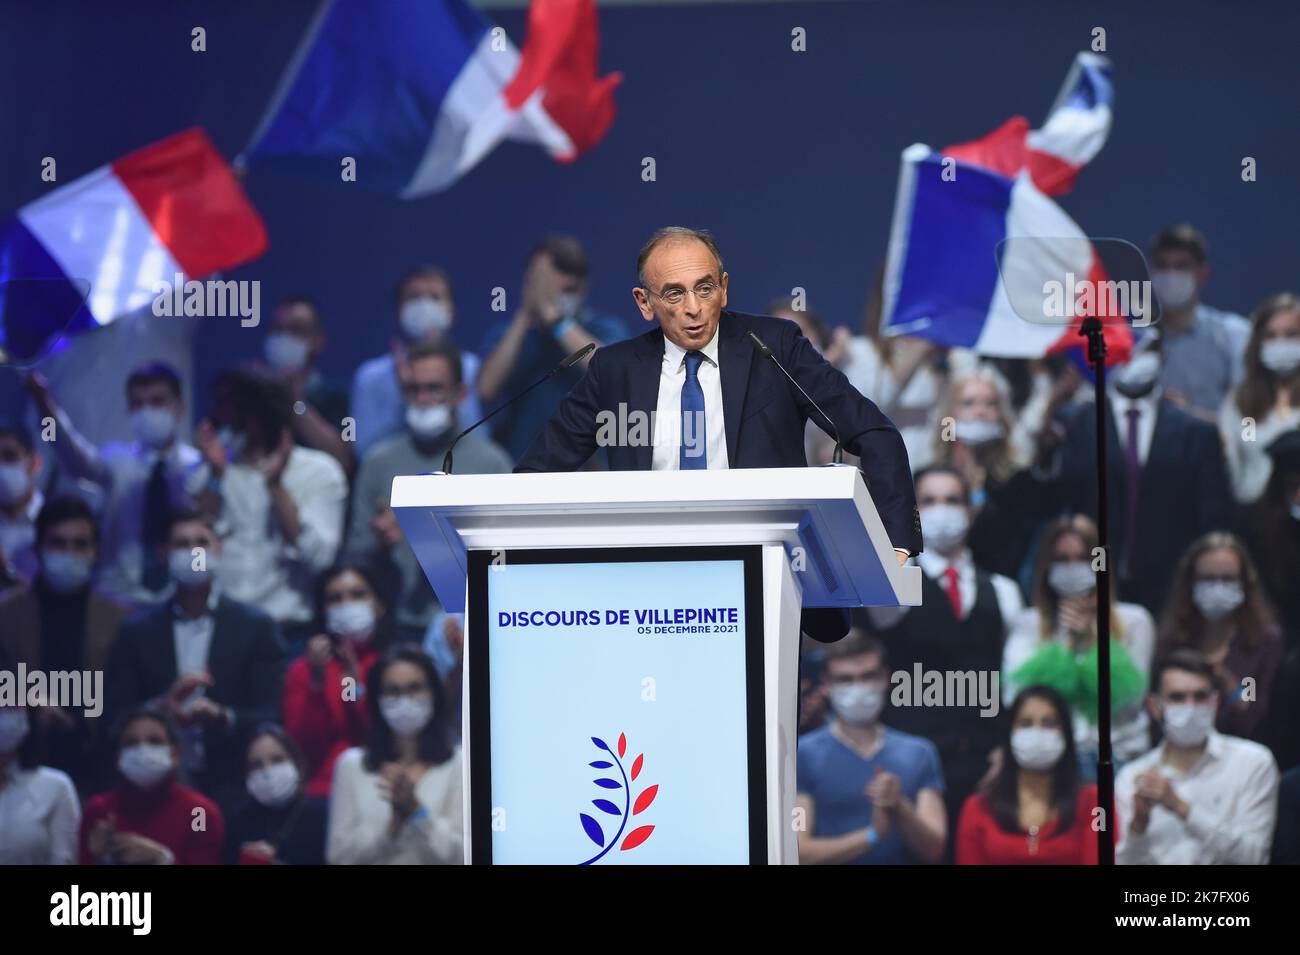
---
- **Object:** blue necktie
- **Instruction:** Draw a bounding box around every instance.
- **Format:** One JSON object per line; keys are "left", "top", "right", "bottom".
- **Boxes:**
{"left": 680, "top": 350, "right": 707, "bottom": 470}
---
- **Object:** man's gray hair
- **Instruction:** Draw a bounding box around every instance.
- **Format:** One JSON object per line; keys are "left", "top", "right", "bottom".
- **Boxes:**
{"left": 636, "top": 226, "right": 725, "bottom": 289}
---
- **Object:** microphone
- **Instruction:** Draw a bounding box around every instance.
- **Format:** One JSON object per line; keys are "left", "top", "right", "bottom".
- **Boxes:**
{"left": 746, "top": 330, "right": 844, "bottom": 465}
{"left": 441, "top": 342, "right": 595, "bottom": 474}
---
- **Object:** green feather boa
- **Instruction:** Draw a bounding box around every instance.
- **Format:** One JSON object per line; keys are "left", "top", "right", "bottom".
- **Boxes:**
{"left": 1010, "top": 640, "right": 1145, "bottom": 723}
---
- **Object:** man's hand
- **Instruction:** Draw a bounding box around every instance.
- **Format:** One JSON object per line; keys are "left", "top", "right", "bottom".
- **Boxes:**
{"left": 187, "top": 697, "right": 230, "bottom": 727}
{"left": 370, "top": 501, "right": 405, "bottom": 549}
{"left": 165, "top": 672, "right": 212, "bottom": 723}
{"left": 443, "top": 616, "right": 465, "bottom": 662}
{"left": 895, "top": 550, "right": 910, "bottom": 567}
{"left": 22, "top": 370, "right": 57, "bottom": 417}
{"left": 865, "top": 767, "right": 903, "bottom": 814}
{"left": 1135, "top": 769, "right": 1188, "bottom": 818}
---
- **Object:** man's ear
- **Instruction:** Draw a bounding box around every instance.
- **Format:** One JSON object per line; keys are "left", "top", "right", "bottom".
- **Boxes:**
{"left": 719, "top": 271, "right": 729, "bottom": 309}
{"left": 632, "top": 287, "right": 655, "bottom": 323}
{"left": 455, "top": 382, "right": 468, "bottom": 405}
{"left": 1145, "top": 695, "right": 1160, "bottom": 723}
{"left": 1196, "top": 262, "right": 1211, "bottom": 290}
{"left": 29, "top": 452, "right": 44, "bottom": 478}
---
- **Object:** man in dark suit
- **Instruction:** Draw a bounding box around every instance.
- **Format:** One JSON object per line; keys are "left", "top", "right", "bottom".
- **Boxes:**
{"left": 1046, "top": 338, "right": 1231, "bottom": 616}
{"left": 105, "top": 507, "right": 285, "bottom": 809}
{"left": 516, "top": 226, "right": 921, "bottom": 641}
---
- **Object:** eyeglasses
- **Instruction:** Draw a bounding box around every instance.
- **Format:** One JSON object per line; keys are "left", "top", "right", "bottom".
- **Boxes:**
{"left": 645, "top": 281, "right": 720, "bottom": 308}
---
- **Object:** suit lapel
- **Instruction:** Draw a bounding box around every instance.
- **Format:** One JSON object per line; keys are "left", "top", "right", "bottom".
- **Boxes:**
{"left": 717, "top": 313, "right": 752, "bottom": 466}
{"left": 628, "top": 328, "right": 663, "bottom": 471}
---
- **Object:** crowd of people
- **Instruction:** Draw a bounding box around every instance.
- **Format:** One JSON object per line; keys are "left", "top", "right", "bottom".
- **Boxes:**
{"left": 0, "top": 224, "right": 1297, "bottom": 865}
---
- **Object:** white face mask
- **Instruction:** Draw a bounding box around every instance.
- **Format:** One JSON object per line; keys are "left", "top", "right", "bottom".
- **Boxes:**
{"left": 0, "top": 461, "right": 33, "bottom": 506}
{"left": 1260, "top": 339, "right": 1300, "bottom": 375}
{"left": 1151, "top": 269, "right": 1197, "bottom": 311}
{"left": 405, "top": 403, "right": 452, "bottom": 441}
{"left": 41, "top": 551, "right": 94, "bottom": 594}
{"left": 169, "top": 547, "right": 218, "bottom": 588}
{"left": 1047, "top": 560, "right": 1095, "bottom": 597}
{"left": 954, "top": 417, "right": 1005, "bottom": 448}
{"left": 246, "top": 761, "right": 300, "bottom": 808}
{"left": 1114, "top": 349, "right": 1162, "bottom": 398}
{"left": 118, "top": 742, "right": 174, "bottom": 789}
{"left": 1010, "top": 726, "right": 1066, "bottom": 772}
{"left": 920, "top": 504, "right": 969, "bottom": 554}
{"left": 1162, "top": 701, "right": 1216, "bottom": 748}
{"left": 380, "top": 697, "right": 433, "bottom": 737}
{"left": 326, "top": 600, "right": 376, "bottom": 641}
{"left": 264, "top": 332, "right": 312, "bottom": 372}
{"left": 1192, "top": 579, "right": 1244, "bottom": 621}
{"left": 130, "top": 407, "right": 179, "bottom": 449}
{"left": 0, "top": 708, "right": 30, "bottom": 754}
{"left": 829, "top": 682, "right": 886, "bottom": 725}
{"left": 399, "top": 297, "right": 452, "bottom": 341}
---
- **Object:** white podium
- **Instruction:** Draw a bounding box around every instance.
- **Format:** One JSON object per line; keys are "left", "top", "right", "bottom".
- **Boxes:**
{"left": 391, "top": 465, "right": 920, "bottom": 865}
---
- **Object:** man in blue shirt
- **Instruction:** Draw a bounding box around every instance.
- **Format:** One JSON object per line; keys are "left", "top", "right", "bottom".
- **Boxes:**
{"left": 797, "top": 631, "right": 947, "bottom": 864}
{"left": 476, "top": 235, "right": 629, "bottom": 462}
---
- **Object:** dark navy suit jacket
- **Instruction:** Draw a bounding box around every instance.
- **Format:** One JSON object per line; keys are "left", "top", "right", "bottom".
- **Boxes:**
{"left": 515, "top": 310, "right": 922, "bottom": 640}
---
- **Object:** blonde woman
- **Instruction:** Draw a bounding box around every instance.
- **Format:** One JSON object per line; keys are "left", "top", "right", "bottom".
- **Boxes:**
{"left": 1002, "top": 515, "right": 1155, "bottom": 776}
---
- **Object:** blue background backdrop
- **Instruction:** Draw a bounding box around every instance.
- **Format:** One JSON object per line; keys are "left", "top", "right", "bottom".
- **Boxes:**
{"left": 2, "top": 0, "right": 1297, "bottom": 415}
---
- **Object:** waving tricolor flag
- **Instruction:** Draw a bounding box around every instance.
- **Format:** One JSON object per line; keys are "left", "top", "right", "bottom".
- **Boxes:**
{"left": 882, "top": 53, "right": 1133, "bottom": 364}
{"left": 244, "top": 0, "right": 622, "bottom": 197}
{"left": 0, "top": 128, "right": 266, "bottom": 365}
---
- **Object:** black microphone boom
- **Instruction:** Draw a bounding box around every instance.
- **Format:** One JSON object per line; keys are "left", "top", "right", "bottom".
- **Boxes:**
{"left": 746, "top": 330, "right": 844, "bottom": 464}
{"left": 441, "top": 342, "right": 595, "bottom": 474}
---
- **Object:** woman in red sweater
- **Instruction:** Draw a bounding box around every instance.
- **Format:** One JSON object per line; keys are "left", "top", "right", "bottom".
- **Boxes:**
{"left": 956, "top": 685, "right": 1114, "bottom": 865}
{"left": 283, "top": 562, "right": 394, "bottom": 798}
{"left": 80, "top": 706, "right": 224, "bottom": 864}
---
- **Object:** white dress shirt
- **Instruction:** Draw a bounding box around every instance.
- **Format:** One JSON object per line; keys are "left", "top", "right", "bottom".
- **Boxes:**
{"left": 651, "top": 329, "right": 730, "bottom": 471}
{"left": 326, "top": 746, "right": 464, "bottom": 864}
{"left": 868, "top": 548, "right": 1022, "bottom": 631}
{"left": 0, "top": 763, "right": 81, "bottom": 864}
{"left": 1116, "top": 731, "right": 1279, "bottom": 864}
{"left": 1109, "top": 387, "right": 1162, "bottom": 467}
{"left": 208, "top": 445, "right": 347, "bottom": 623}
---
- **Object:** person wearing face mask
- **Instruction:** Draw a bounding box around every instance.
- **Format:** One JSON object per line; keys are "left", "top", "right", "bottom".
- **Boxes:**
{"left": 1218, "top": 293, "right": 1300, "bottom": 504}
{"left": 1116, "top": 650, "right": 1279, "bottom": 864}
{"left": 283, "top": 563, "right": 395, "bottom": 797}
{"left": 478, "top": 235, "right": 630, "bottom": 462}
{"left": 1001, "top": 515, "right": 1155, "bottom": 776}
{"left": 866, "top": 467, "right": 1023, "bottom": 855}
{"left": 1143, "top": 224, "right": 1251, "bottom": 422}
{"left": 193, "top": 368, "right": 347, "bottom": 642}
{"left": 1155, "top": 533, "right": 1283, "bottom": 743}
{"left": 931, "top": 367, "right": 1044, "bottom": 579}
{"left": 262, "top": 296, "right": 355, "bottom": 475}
{"left": 79, "top": 707, "right": 224, "bottom": 864}
{"left": 327, "top": 646, "right": 463, "bottom": 864}
{"left": 350, "top": 266, "right": 483, "bottom": 459}
{"left": 24, "top": 364, "right": 207, "bottom": 608}
{"left": 346, "top": 341, "right": 511, "bottom": 643}
{"left": 0, "top": 424, "right": 46, "bottom": 584}
{"left": 1034, "top": 333, "right": 1232, "bottom": 617}
{"left": 224, "top": 725, "right": 328, "bottom": 865}
{"left": 0, "top": 702, "right": 81, "bottom": 864}
{"left": 1241, "top": 430, "right": 1300, "bottom": 641}
{"left": 795, "top": 632, "right": 947, "bottom": 864}
{"left": 0, "top": 496, "right": 131, "bottom": 789}
{"left": 956, "top": 686, "right": 1106, "bottom": 864}
{"left": 105, "top": 508, "right": 285, "bottom": 812}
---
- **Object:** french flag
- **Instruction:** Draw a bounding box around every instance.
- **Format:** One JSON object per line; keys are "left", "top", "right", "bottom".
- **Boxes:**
{"left": 244, "top": 0, "right": 622, "bottom": 197}
{"left": 0, "top": 127, "right": 267, "bottom": 365}
{"left": 881, "top": 54, "right": 1132, "bottom": 365}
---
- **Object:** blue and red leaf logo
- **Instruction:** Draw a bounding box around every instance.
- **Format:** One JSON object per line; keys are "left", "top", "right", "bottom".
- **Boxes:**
{"left": 577, "top": 732, "right": 658, "bottom": 865}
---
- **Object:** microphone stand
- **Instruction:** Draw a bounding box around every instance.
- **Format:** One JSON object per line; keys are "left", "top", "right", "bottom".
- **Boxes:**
{"left": 1081, "top": 315, "right": 1115, "bottom": 866}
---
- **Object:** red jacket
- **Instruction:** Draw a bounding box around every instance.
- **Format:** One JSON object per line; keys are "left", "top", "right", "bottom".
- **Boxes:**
{"left": 80, "top": 779, "right": 224, "bottom": 865}
{"left": 282, "top": 648, "right": 379, "bottom": 798}
{"left": 956, "top": 784, "right": 1116, "bottom": 865}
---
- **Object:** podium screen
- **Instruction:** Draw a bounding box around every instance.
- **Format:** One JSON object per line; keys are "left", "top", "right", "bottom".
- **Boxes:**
{"left": 467, "top": 545, "right": 766, "bottom": 864}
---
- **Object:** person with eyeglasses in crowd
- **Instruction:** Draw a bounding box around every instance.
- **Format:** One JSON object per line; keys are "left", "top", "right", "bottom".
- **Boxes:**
{"left": 1116, "top": 650, "right": 1279, "bottom": 864}
{"left": 1155, "top": 532, "right": 1283, "bottom": 744}
{"left": 956, "top": 685, "right": 1108, "bottom": 865}
{"left": 283, "top": 562, "right": 396, "bottom": 798}
{"left": 796, "top": 631, "right": 947, "bottom": 864}
{"left": 326, "top": 646, "right": 463, "bottom": 864}
{"left": 1001, "top": 515, "right": 1155, "bottom": 779}
{"left": 225, "top": 724, "right": 328, "bottom": 865}
{"left": 80, "top": 706, "right": 224, "bottom": 865}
